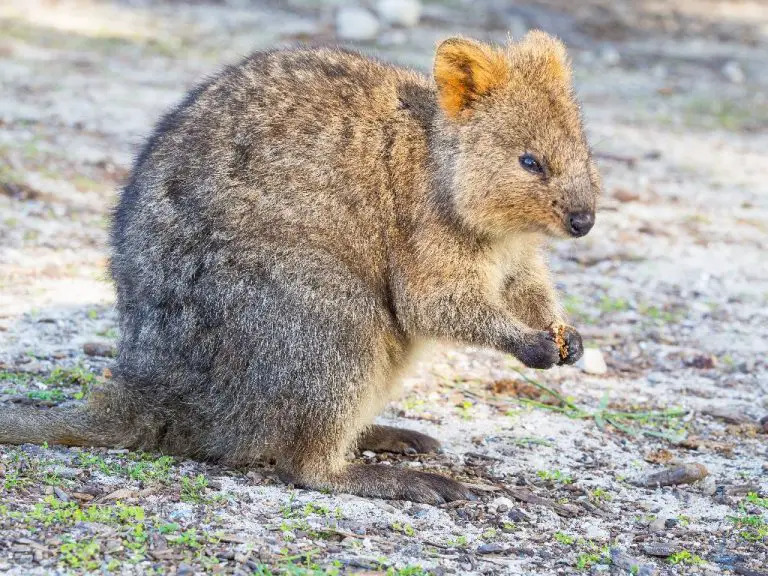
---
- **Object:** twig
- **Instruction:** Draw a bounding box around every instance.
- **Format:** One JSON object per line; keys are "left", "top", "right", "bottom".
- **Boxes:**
{"left": 504, "top": 486, "right": 581, "bottom": 518}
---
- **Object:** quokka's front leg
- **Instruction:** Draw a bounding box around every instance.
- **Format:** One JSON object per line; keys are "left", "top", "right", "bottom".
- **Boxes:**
{"left": 395, "top": 269, "right": 562, "bottom": 370}
{"left": 503, "top": 255, "right": 583, "bottom": 366}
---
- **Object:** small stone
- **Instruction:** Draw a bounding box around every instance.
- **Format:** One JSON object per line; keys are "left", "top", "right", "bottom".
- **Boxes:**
{"left": 664, "top": 518, "right": 678, "bottom": 529}
{"left": 101, "top": 488, "right": 138, "bottom": 501}
{"left": 336, "top": 7, "right": 380, "bottom": 42}
{"left": 686, "top": 354, "right": 716, "bottom": 369}
{"left": 580, "top": 348, "right": 607, "bottom": 375}
{"left": 176, "top": 564, "right": 195, "bottom": 576}
{"left": 599, "top": 44, "right": 621, "bottom": 66}
{"left": 508, "top": 508, "right": 531, "bottom": 523}
{"left": 50, "top": 466, "right": 83, "bottom": 479}
{"left": 699, "top": 476, "right": 717, "bottom": 496}
{"left": 649, "top": 517, "right": 666, "bottom": 533}
{"left": 376, "top": 501, "right": 398, "bottom": 513}
{"left": 53, "top": 487, "right": 70, "bottom": 502}
{"left": 488, "top": 496, "right": 513, "bottom": 514}
{"left": 362, "top": 450, "right": 376, "bottom": 458}
{"left": 245, "top": 470, "right": 263, "bottom": 485}
{"left": 584, "top": 523, "right": 610, "bottom": 541}
{"left": 722, "top": 61, "right": 745, "bottom": 84}
{"left": 376, "top": 0, "right": 421, "bottom": 27}
{"left": 610, "top": 548, "right": 657, "bottom": 576}
{"left": 643, "top": 542, "right": 675, "bottom": 557}
{"left": 83, "top": 342, "right": 116, "bottom": 358}
{"left": 703, "top": 406, "right": 752, "bottom": 424}
{"left": 70, "top": 492, "right": 95, "bottom": 502}
{"left": 477, "top": 542, "right": 505, "bottom": 554}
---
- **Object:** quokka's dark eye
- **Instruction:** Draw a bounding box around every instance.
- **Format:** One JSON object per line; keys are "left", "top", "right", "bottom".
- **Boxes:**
{"left": 519, "top": 153, "right": 544, "bottom": 175}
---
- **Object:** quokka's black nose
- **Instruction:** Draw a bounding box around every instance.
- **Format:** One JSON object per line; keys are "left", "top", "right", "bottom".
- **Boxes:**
{"left": 568, "top": 211, "right": 595, "bottom": 237}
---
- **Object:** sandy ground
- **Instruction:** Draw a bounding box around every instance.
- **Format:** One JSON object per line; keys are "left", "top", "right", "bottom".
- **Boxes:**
{"left": 1, "top": 0, "right": 767, "bottom": 574}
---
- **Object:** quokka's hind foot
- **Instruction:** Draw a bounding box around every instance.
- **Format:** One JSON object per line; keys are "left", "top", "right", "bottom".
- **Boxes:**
{"left": 357, "top": 425, "right": 441, "bottom": 455}
{"left": 281, "top": 462, "right": 476, "bottom": 504}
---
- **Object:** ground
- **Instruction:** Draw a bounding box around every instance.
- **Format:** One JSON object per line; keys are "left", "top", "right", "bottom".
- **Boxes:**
{"left": 0, "top": 0, "right": 767, "bottom": 574}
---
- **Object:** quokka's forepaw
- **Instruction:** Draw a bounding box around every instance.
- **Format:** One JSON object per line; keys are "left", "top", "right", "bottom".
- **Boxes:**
{"left": 512, "top": 330, "right": 561, "bottom": 370}
{"left": 553, "top": 324, "right": 583, "bottom": 365}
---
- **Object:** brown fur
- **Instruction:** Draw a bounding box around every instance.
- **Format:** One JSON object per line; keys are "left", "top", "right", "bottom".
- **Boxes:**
{"left": 0, "top": 32, "right": 599, "bottom": 504}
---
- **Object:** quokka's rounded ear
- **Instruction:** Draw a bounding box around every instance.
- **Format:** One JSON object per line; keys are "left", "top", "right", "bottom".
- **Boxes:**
{"left": 433, "top": 37, "right": 509, "bottom": 119}
{"left": 510, "top": 30, "right": 572, "bottom": 87}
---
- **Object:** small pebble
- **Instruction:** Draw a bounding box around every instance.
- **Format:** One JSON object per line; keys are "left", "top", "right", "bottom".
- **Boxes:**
{"left": 50, "top": 466, "right": 83, "bottom": 479}
{"left": 508, "top": 508, "right": 531, "bottom": 523}
{"left": 722, "top": 61, "right": 745, "bottom": 84}
{"left": 336, "top": 7, "right": 379, "bottom": 42}
{"left": 599, "top": 44, "right": 621, "bottom": 66}
{"left": 376, "top": 0, "right": 421, "bottom": 27}
{"left": 488, "top": 496, "right": 513, "bottom": 514}
{"left": 610, "top": 548, "right": 657, "bottom": 576}
{"left": 53, "top": 487, "right": 70, "bottom": 502}
{"left": 477, "top": 542, "right": 505, "bottom": 554}
{"left": 82, "top": 341, "right": 116, "bottom": 358}
{"left": 643, "top": 542, "right": 676, "bottom": 557}
{"left": 580, "top": 348, "right": 608, "bottom": 375}
{"left": 649, "top": 517, "right": 666, "bottom": 533}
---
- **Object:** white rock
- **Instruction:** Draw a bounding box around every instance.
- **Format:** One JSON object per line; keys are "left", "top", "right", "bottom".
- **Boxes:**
{"left": 336, "top": 7, "right": 380, "bottom": 42}
{"left": 599, "top": 44, "right": 621, "bottom": 66}
{"left": 699, "top": 476, "right": 717, "bottom": 496}
{"left": 376, "top": 0, "right": 422, "bottom": 28}
{"left": 722, "top": 61, "right": 745, "bottom": 84}
{"left": 584, "top": 523, "right": 610, "bottom": 542}
{"left": 649, "top": 516, "right": 666, "bottom": 533}
{"left": 488, "top": 496, "right": 514, "bottom": 513}
{"left": 581, "top": 348, "right": 608, "bottom": 375}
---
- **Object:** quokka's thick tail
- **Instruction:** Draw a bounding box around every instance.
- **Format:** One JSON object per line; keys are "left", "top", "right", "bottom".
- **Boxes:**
{"left": 0, "top": 405, "right": 122, "bottom": 448}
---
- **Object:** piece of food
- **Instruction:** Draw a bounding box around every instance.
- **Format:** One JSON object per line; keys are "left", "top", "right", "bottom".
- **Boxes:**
{"left": 554, "top": 325, "right": 568, "bottom": 360}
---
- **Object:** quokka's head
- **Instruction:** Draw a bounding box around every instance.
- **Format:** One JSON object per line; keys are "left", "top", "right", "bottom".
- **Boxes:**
{"left": 433, "top": 31, "right": 600, "bottom": 239}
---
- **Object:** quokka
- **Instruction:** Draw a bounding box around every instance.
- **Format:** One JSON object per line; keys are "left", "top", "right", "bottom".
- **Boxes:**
{"left": 0, "top": 31, "right": 600, "bottom": 503}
